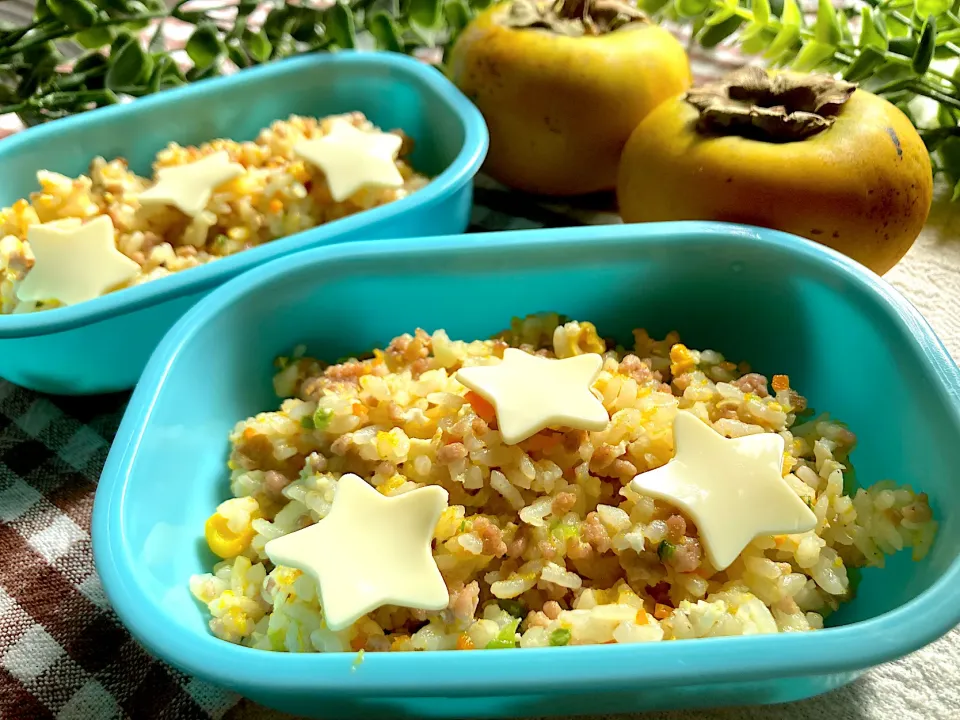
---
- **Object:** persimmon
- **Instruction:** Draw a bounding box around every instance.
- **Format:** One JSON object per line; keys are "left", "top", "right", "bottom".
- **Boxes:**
{"left": 617, "top": 67, "right": 933, "bottom": 275}
{"left": 446, "top": 0, "right": 691, "bottom": 196}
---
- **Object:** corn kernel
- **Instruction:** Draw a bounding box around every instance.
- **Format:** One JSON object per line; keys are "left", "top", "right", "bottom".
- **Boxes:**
{"left": 205, "top": 512, "right": 256, "bottom": 559}
{"left": 669, "top": 343, "right": 696, "bottom": 376}
{"left": 379, "top": 474, "right": 406, "bottom": 495}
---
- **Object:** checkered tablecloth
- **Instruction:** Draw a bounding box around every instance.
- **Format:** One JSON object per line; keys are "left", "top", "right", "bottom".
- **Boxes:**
{"left": 2, "top": 3, "right": 958, "bottom": 720}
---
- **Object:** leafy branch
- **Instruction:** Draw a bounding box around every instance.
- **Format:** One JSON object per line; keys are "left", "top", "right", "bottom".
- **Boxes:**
{"left": 643, "top": 0, "right": 960, "bottom": 198}
{"left": 0, "top": 0, "right": 488, "bottom": 127}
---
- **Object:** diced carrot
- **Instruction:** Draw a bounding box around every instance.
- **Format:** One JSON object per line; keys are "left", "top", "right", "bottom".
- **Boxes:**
{"left": 772, "top": 374, "right": 790, "bottom": 392}
{"left": 352, "top": 402, "right": 365, "bottom": 416}
{"left": 350, "top": 635, "right": 366, "bottom": 651}
{"left": 635, "top": 610, "right": 649, "bottom": 625}
{"left": 654, "top": 603, "right": 672, "bottom": 620}
{"left": 464, "top": 391, "right": 496, "bottom": 423}
{"left": 456, "top": 634, "right": 475, "bottom": 650}
{"left": 774, "top": 535, "right": 786, "bottom": 547}
{"left": 269, "top": 198, "right": 283, "bottom": 213}
{"left": 242, "top": 427, "right": 257, "bottom": 440}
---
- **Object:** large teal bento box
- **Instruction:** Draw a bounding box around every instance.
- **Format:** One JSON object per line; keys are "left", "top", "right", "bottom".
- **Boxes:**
{"left": 0, "top": 51, "right": 487, "bottom": 395}
{"left": 92, "top": 222, "right": 960, "bottom": 719}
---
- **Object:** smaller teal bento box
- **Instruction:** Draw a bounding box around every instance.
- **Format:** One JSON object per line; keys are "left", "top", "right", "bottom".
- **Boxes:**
{"left": 92, "top": 222, "right": 960, "bottom": 719}
{"left": 0, "top": 51, "right": 487, "bottom": 395}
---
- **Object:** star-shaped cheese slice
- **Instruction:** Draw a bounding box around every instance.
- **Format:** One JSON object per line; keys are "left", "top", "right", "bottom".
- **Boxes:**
{"left": 16, "top": 215, "right": 140, "bottom": 307}
{"left": 263, "top": 473, "right": 449, "bottom": 632}
{"left": 137, "top": 150, "right": 245, "bottom": 218}
{"left": 454, "top": 348, "right": 610, "bottom": 445}
{"left": 630, "top": 411, "right": 818, "bottom": 571}
{"left": 292, "top": 120, "right": 404, "bottom": 202}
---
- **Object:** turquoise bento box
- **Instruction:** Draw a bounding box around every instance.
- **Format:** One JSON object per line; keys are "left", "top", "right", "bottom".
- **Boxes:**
{"left": 0, "top": 51, "right": 487, "bottom": 395}
{"left": 92, "top": 222, "right": 960, "bottom": 719}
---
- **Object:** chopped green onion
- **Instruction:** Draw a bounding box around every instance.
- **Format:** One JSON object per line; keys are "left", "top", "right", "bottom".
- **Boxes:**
{"left": 300, "top": 415, "right": 314, "bottom": 429}
{"left": 485, "top": 618, "right": 520, "bottom": 649}
{"left": 497, "top": 599, "right": 526, "bottom": 618}
{"left": 313, "top": 407, "right": 333, "bottom": 430}
{"left": 550, "top": 521, "right": 579, "bottom": 542}
{"left": 458, "top": 519, "right": 467, "bottom": 533}
{"left": 549, "top": 628, "right": 571, "bottom": 646}
{"left": 657, "top": 540, "right": 676, "bottom": 562}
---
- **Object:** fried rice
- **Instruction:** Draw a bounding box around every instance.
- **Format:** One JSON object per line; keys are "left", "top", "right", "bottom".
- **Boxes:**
{"left": 0, "top": 112, "right": 429, "bottom": 315}
{"left": 189, "top": 313, "right": 937, "bottom": 652}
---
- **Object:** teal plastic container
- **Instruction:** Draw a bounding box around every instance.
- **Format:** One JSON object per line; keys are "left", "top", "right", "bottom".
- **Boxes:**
{"left": 92, "top": 223, "right": 960, "bottom": 719}
{"left": 0, "top": 51, "right": 487, "bottom": 395}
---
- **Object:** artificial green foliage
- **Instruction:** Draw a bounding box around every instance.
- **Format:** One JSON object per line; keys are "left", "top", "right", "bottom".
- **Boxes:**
{"left": 3, "top": 0, "right": 960, "bottom": 197}
{"left": 642, "top": 0, "right": 960, "bottom": 197}
{"left": 0, "top": 0, "right": 487, "bottom": 126}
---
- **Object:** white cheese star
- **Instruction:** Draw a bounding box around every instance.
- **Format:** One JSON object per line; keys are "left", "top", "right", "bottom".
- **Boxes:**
{"left": 292, "top": 120, "right": 404, "bottom": 202}
{"left": 16, "top": 215, "right": 140, "bottom": 307}
{"left": 137, "top": 150, "right": 245, "bottom": 218}
{"left": 630, "top": 411, "right": 818, "bottom": 571}
{"left": 454, "top": 348, "right": 610, "bottom": 445}
{"left": 263, "top": 473, "right": 449, "bottom": 632}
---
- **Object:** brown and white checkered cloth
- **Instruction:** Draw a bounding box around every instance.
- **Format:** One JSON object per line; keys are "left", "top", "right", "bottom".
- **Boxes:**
{"left": 4, "top": 4, "right": 905, "bottom": 720}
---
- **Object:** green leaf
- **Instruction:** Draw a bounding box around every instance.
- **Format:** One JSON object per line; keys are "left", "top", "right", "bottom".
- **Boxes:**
{"left": 185, "top": 63, "right": 219, "bottom": 82}
{"left": 111, "top": 30, "right": 137, "bottom": 57}
{"left": 640, "top": 0, "right": 671, "bottom": 11}
{"left": 76, "top": 26, "right": 115, "bottom": 50}
{"left": 444, "top": 0, "right": 473, "bottom": 37}
{"left": 34, "top": 0, "right": 54, "bottom": 22}
{"left": 814, "top": 0, "right": 841, "bottom": 46}
{"left": 888, "top": 36, "right": 918, "bottom": 57}
{"left": 887, "top": 15, "right": 910, "bottom": 38}
{"left": 73, "top": 51, "right": 109, "bottom": 74}
{"left": 106, "top": 36, "right": 152, "bottom": 90}
{"left": 764, "top": 0, "right": 801, "bottom": 59}
{"left": 674, "top": 0, "right": 711, "bottom": 17}
{"left": 226, "top": 39, "right": 250, "bottom": 69}
{"left": 326, "top": 2, "right": 357, "bottom": 48}
{"left": 147, "top": 55, "right": 171, "bottom": 94}
{"left": 242, "top": 28, "right": 273, "bottom": 63}
{"left": 843, "top": 46, "right": 886, "bottom": 82}
{"left": 270, "top": 35, "right": 298, "bottom": 59}
{"left": 859, "top": 7, "right": 888, "bottom": 51}
{"left": 262, "top": 7, "right": 293, "bottom": 42}
{"left": 121, "top": 1, "right": 152, "bottom": 32}
{"left": 699, "top": 16, "right": 743, "bottom": 48}
{"left": 768, "top": 0, "right": 784, "bottom": 17}
{"left": 292, "top": 8, "right": 324, "bottom": 43}
{"left": 752, "top": 0, "right": 771, "bottom": 26}
{"left": 912, "top": 15, "right": 937, "bottom": 75}
{"left": 740, "top": 27, "right": 776, "bottom": 54}
{"left": 916, "top": 0, "right": 951, "bottom": 15}
{"left": 186, "top": 22, "right": 225, "bottom": 72}
{"left": 940, "top": 137, "right": 960, "bottom": 185}
{"left": 409, "top": 0, "right": 443, "bottom": 29}
{"left": 837, "top": 9, "right": 853, "bottom": 44}
{"left": 367, "top": 10, "right": 405, "bottom": 51}
{"left": 792, "top": 39, "right": 836, "bottom": 72}
{"left": 46, "top": 0, "right": 98, "bottom": 31}
{"left": 704, "top": 8, "right": 735, "bottom": 26}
